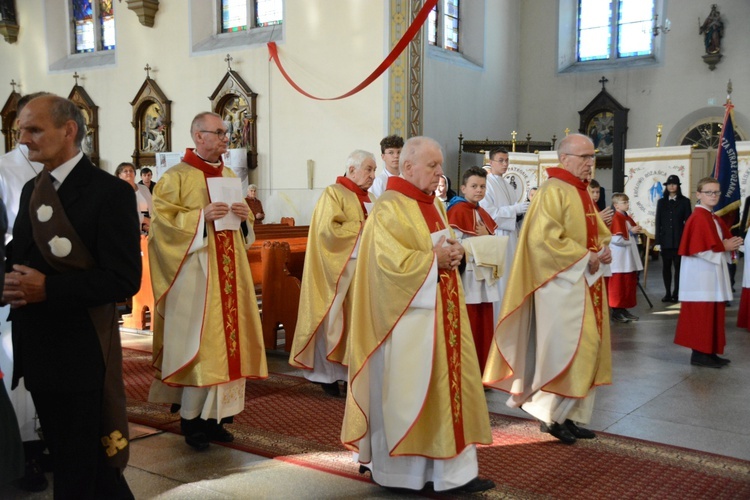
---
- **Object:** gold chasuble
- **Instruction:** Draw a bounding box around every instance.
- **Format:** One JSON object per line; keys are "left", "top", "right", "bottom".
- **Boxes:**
{"left": 484, "top": 167, "right": 612, "bottom": 402}
{"left": 149, "top": 149, "right": 267, "bottom": 388}
{"left": 290, "top": 177, "right": 371, "bottom": 368}
{"left": 342, "top": 177, "right": 491, "bottom": 460}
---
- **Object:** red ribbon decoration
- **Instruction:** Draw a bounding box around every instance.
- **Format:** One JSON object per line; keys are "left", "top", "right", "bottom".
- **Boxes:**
{"left": 267, "top": 0, "right": 438, "bottom": 101}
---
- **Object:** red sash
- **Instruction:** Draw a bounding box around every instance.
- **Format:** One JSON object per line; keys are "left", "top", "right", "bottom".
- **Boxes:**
{"left": 183, "top": 149, "right": 242, "bottom": 379}
{"left": 336, "top": 176, "right": 371, "bottom": 218}
{"left": 387, "top": 177, "right": 466, "bottom": 452}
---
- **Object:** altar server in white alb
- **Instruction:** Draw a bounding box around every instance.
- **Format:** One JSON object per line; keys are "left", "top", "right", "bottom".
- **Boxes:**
{"left": 479, "top": 147, "right": 528, "bottom": 320}
{"left": 607, "top": 193, "right": 643, "bottom": 324}
{"left": 289, "top": 150, "right": 375, "bottom": 397}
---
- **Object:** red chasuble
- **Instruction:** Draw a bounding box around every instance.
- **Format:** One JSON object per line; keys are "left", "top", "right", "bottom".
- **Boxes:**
{"left": 183, "top": 148, "right": 243, "bottom": 379}
{"left": 336, "top": 176, "right": 370, "bottom": 218}
{"left": 386, "top": 176, "right": 466, "bottom": 452}
{"left": 446, "top": 199, "right": 498, "bottom": 235}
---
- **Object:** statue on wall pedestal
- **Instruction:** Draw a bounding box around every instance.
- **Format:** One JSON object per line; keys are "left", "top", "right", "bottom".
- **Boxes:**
{"left": 699, "top": 4, "right": 723, "bottom": 55}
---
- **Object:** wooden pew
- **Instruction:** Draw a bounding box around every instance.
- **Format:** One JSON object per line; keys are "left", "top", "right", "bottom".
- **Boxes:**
{"left": 122, "top": 235, "right": 154, "bottom": 330}
{"left": 248, "top": 224, "right": 309, "bottom": 351}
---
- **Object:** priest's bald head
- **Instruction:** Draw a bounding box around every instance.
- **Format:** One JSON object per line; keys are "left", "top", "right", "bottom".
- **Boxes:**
{"left": 558, "top": 133, "right": 596, "bottom": 181}
{"left": 190, "top": 112, "right": 229, "bottom": 163}
{"left": 399, "top": 136, "right": 444, "bottom": 195}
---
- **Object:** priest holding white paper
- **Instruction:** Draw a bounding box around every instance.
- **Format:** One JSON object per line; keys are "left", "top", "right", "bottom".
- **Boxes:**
{"left": 148, "top": 112, "right": 267, "bottom": 451}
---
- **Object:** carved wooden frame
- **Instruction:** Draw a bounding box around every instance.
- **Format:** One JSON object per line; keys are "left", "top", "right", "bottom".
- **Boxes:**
{"left": 0, "top": 90, "right": 20, "bottom": 153}
{"left": 68, "top": 84, "right": 100, "bottom": 167}
{"left": 130, "top": 77, "right": 171, "bottom": 168}
{"left": 578, "top": 88, "right": 629, "bottom": 173}
{"left": 209, "top": 70, "right": 258, "bottom": 170}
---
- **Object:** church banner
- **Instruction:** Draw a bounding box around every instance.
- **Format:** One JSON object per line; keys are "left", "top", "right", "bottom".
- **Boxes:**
{"left": 624, "top": 146, "right": 692, "bottom": 237}
{"left": 538, "top": 151, "right": 559, "bottom": 184}
{"left": 735, "top": 142, "right": 750, "bottom": 232}
{"left": 506, "top": 153, "right": 539, "bottom": 202}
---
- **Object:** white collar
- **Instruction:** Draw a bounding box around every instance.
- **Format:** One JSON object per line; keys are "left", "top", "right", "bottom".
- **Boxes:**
{"left": 48, "top": 151, "right": 83, "bottom": 189}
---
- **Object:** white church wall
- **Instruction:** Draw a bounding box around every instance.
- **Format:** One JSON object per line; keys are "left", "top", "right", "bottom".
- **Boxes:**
{"left": 517, "top": 0, "right": 750, "bottom": 195}
{"left": 0, "top": 1, "right": 387, "bottom": 224}
{"left": 423, "top": 0, "right": 521, "bottom": 184}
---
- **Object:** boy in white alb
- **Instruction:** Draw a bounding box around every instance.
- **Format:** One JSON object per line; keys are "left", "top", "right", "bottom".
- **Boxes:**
{"left": 607, "top": 193, "right": 643, "bottom": 323}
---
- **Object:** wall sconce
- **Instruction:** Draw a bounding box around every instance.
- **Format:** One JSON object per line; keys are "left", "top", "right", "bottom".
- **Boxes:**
{"left": 652, "top": 14, "right": 671, "bottom": 36}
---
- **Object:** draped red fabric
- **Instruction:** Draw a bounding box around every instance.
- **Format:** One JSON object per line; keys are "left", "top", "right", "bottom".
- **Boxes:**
{"left": 267, "top": 0, "right": 438, "bottom": 101}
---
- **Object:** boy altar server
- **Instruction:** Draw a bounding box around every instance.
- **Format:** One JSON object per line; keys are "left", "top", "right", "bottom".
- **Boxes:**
{"left": 608, "top": 193, "right": 643, "bottom": 323}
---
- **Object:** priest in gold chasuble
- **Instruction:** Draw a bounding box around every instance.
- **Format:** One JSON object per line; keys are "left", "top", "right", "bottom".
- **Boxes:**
{"left": 483, "top": 134, "right": 613, "bottom": 444}
{"left": 148, "top": 112, "right": 267, "bottom": 450}
{"left": 341, "top": 137, "right": 494, "bottom": 493}
{"left": 289, "top": 150, "right": 375, "bottom": 397}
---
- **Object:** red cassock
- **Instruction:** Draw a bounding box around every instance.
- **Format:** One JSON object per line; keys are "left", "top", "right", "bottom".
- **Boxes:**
{"left": 674, "top": 208, "right": 730, "bottom": 354}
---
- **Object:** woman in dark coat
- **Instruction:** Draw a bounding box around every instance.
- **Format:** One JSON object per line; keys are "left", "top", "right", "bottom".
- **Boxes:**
{"left": 654, "top": 175, "right": 692, "bottom": 302}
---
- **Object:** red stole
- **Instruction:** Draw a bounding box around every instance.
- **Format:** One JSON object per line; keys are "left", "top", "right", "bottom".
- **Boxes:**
{"left": 447, "top": 199, "right": 498, "bottom": 235}
{"left": 336, "top": 176, "right": 370, "bottom": 218}
{"left": 610, "top": 210, "right": 636, "bottom": 240}
{"left": 679, "top": 206, "right": 729, "bottom": 256}
{"left": 386, "top": 176, "right": 466, "bottom": 452}
{"left": 183, "top": 148, "right": 242, "bottom": 379}
{"left": 546, "top": 167, "right": 605, "bottom": 338}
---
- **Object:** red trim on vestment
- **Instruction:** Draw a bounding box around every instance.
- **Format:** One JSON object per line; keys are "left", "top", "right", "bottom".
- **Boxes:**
{"left": 336, "top": 176, "right": 371, "bottom": 218}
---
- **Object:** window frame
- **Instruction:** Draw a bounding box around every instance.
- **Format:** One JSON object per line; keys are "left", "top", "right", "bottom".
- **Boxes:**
{"left": 428, "top": 0, "right": 460, "bottom": 53}
{"left": 190, "top": 0, "right": 283, "bottom": 55}
{"left": 71, "top": 0, "right": 115, "bottom": 54}
{"left": 558, "top": 0, "right": 666, "bottom": 73}
{"left": 46, "top": 0, "right": 116, "bottom": 73}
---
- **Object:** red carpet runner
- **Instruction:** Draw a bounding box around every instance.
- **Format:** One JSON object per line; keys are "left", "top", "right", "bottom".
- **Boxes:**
{"left": 124, "top": 349, "right": 750, "bottom": 499}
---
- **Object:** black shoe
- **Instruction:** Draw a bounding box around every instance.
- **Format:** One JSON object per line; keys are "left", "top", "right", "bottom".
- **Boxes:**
{"left": 564, "top": 419, "right": 596, "bottom": 439}
{"left": 711, "top": 354, "right": 731, "bottom": 365}
{"left": 611, "top": 311, "right": 630, "bottom": 323}
{"left": 319, "top": 381, "right": 342, "bottom": 397}
{"left": 540, "top": 422, "right": 577, "bottom": 444}
{"left": 206, "top": 421, "right": 234, "bottom": 442}
{"left": 622, "top": 310, "right": 639, "bottom": 321}
{"left": 690, "top": 352, "right": 723, "bottom": 368}
{"left": 454, "top": 477, "right": 496, "bottom": 493}
{"left": 15, "top": 457, "right": 48, "bottom": 492}
{"left": 661, "top": 295, "right": 672, "bottom": 303}
{"left": 184, "top": 432, "right": 210, "bottom": 451}
{"left": 670, "top": 296, "right": 680, "bottom": 303}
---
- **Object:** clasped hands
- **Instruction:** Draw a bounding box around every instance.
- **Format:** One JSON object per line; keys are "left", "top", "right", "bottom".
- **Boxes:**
{"left": 204, "top": 202, "right": 249, "bottom": 222}
{"left": 434, "top": 235, "right": 464, "bottom": 271}
{"left": 588, "top": 246, "right": 612, "bottom": 274}
{"left": 3, "top": 265, "right": 47, "bottom": 308}
{"left": 724, "top": 236, "right": 743, "bottom": 252}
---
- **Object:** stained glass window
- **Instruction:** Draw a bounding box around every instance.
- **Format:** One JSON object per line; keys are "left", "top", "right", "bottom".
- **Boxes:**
{"left": 578, "top": 0, "right": 653, "bottom": 62}
{"left": 255, "top": 0, "right": 282, "bottom": 27}
{"left": 221, "top": 0, "right": 282, "bottom": 33}
{"left": 73, "top": 0, "right": 95, "bottom": 53}
{"left": 427, "top": 1, "right": 459, "bottom": 52}
{"left": 100, "top": 0, "right": 115, "bottom": 51}
{"left": 222, "top": 0, "right": 248, "bottom": 32}
{"left": 72, "top": 0, "right": 115, "bottom": 53}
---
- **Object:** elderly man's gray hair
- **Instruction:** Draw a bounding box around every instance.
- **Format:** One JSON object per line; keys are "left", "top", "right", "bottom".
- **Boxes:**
{"left": 345, "top": 150, "right": 375, "bottom": 171}
{"left": 399, "top": 136, "right": 442, "bottom": 171}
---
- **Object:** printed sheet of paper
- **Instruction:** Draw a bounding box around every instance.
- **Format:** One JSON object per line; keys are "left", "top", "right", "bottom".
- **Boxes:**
{"left": 207, "top": 176, "right": 244, "bottom": 231}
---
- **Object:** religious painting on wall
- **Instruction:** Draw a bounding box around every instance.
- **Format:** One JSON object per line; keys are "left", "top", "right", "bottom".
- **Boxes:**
{"left": 623, "top": 146, "right": 692, "bottom": 238}
{"left": 68, "top": 79, "right": 100, "bottom": 167}
{"left": 586, "top": 111, "right": 615, "bottom": 156}
{"left": 130, "top": 69, "right": 171, "bottom": 169}
{"left": 209, "top": 57, "right": 258, "bottom": 176}
{"left": 0, "top": 88, "right": 20, "bottom": 153}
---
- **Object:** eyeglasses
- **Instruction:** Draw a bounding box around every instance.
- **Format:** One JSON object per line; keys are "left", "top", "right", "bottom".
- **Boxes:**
{"left": 491, "top": 158, "right": 509, "bottom": 164}
{"left": 700, "top": 190, "right": 721, "bottom": 196}
{"left": 199, "top": 129, "right": 229, "bottom": 139}
{"left": 566, "top": 153, "right": 596, "bottom": 161}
